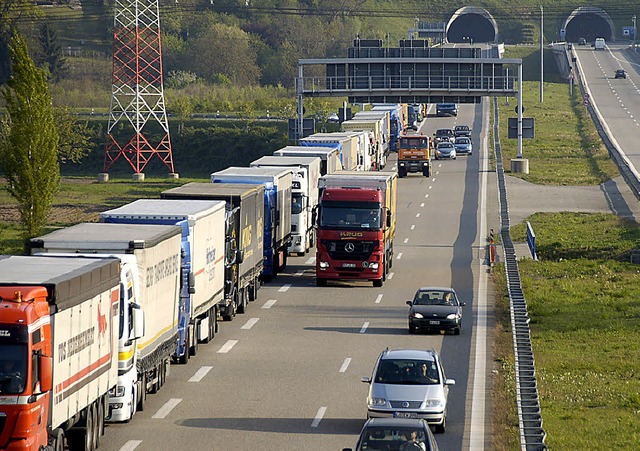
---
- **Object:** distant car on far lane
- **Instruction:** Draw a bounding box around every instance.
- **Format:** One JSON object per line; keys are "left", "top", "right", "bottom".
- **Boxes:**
{"left": 435, "top": 103, "right": 458, "bottom": 117}
{"left": 615, "top": 69, "right": 626, "bottom": 79}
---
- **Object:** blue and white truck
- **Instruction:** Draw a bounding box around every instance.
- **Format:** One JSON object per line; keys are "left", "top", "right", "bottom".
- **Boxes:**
{"left": 211, "top": 167, "right": 293, "bottom": 279}
{"left": 372, "top": 104, "right": 405, "bottom": 152}
{"left": 30, "top": 223, "right": 182, "bottom": 423}
{"left": 161, "top": 183, "right": 265, "bottom": 321}
{"left": 99, "top": 199, "right": 226, "bottom": 363}
{"left": 250, "top": 155, "right": 321, "bottom": 255}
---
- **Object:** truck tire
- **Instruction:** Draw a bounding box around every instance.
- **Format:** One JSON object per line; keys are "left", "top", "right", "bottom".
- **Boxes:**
{"left": 68, "top": 403, "right": 95, "bottom": 451}
{"left": 50, "top": 428, "right": 64, "bottom": 451}
{"left": 373, "top": 278, "right": 383, "bottom": 287}
{"left": 179, "top": 329, "right": 190, "bottom": 363}
{"left": 423, "top": 165, "right": 430, "bottom": 177}
{"left": 238, "top": 287, "right": 247, "bottom": 314}
{"left": 189, "top": 324, "right": 199, "bottom": 356}
{"left": 316, "top": 278, "right": 327, "bottom": 287}
{"left": 137, "top": 374, "right": 147, "bottom": 411}
{"left": 96, "top": 397, "right": 105, "bottom": 448}
{"left": 398, "top": 168, "right": 406, "bottom": 178}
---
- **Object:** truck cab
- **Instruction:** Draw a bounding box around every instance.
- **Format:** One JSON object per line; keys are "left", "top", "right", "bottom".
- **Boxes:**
{"left": 397, "top": 134, "right": 431, "bottom": 178}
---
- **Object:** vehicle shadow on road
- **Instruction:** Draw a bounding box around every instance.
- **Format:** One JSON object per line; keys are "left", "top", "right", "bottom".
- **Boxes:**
{"left": 179, "top": 417, "right": 365, "bottom": 435}
{"left": 304, "top": 326, "right": 408, "bottom": 335}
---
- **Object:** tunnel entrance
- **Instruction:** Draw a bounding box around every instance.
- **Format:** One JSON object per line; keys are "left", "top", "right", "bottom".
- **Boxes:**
{"left": 564, "top": 7, "right": 614, "bottom": 42}
{"left": 446, "top": 7, "right": 498, "bottom": 43}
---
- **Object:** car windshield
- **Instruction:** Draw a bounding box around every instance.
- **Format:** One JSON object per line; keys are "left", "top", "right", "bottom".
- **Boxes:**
{"left": 359, "top": 426, "right": 429, "bottom": 450}
{"left": 455, "top": 138, "right": 470, "bottom": 144}
{"left": 413, "top": 290, "right": 457, "bottom": 306}
{"left": 0, "top": 344, "right": 28, "bottom": 394}
{"left": 375, "top": 359, "right": 440, "bottom": 385}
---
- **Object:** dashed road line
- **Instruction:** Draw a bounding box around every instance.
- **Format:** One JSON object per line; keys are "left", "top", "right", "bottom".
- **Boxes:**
{"left": 339, "top": 358, "right": 352, "bottom": 373}
{"left": 375, "top": 294, "right": 383, "bottom": 304}
{"left": 152, "top": 398, "right": 182, "bottom": 419}
{"left": 278, "top": 284, "right": 291, "bottom": 292}
{"left": 217, "top": 340, "right": 238, "bottom": 353}
{"left": 262, "top": 299, "right": 277, "bottom": 309}
{"left": 119, "top": 441, "right": 143, "bottom": 451}
{"left": 189, "top": 366, "right": 213, "bottom": 382}
{"left": 241, "top": 318, "right": 260, "bottom": 330}
{"left": 311, "top": 407, "right": 327, "bottom": 428}
{"left": 396, "top": 252, "right": 403, "bottom": 260}
{"left": 359, "top": 322, "right": 369, "bottom": 333}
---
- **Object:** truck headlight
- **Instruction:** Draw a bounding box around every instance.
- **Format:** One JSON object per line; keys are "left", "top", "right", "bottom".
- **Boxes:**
{"left": 368, "top": 262, "right": 379, "bottom": 269}
{"left": 109, "top": 385, "right": 125, "bottom": 397}
{"left": 399, "top": 162, "right": 405, "bottom": 167}
{"left": 318, "top": 261, "right": 329, "bottom": 269}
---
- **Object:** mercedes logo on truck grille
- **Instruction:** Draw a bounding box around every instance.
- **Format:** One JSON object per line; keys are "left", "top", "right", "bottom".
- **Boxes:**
{"left": 344, "top": 242, "right": 355, "bottom": 253}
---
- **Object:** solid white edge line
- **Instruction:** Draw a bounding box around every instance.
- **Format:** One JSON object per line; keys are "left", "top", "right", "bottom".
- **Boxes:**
{"left": 152, "top": 398, "right": 182, "bottom": 419}
{"left": 339, "top": 358, "right": 352, "bottom": 373}
{"left": 311, "top": 406, "right": 327, "bottom": 428}
{"left": 119, "top": 441, "right": 143, "bottom": 451}
{"left": 188, "top": 366, "right": 213, "bottom": 383}
{"left": 241, "top": 318, "right": 260, "bottom": 330}
{"left": 262, "top": 299, "right": 277, "bottom": 309}
{"left": 359, "top": 322, "right": 369, "bottom": 333}
{"left": 217, "top": 340, "right": 238, "bottom": 353}
{"left": 469, "top": 98, "right": 490, "bottom": 450}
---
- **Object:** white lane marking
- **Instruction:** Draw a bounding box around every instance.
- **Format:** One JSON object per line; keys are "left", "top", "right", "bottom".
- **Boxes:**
{"left": 217, "top": 340, "right": 238, "bottom": 353}
{"left": 404, "top": 238, "right": 409, "bottom": 243}
{"left": 189, "top": 366, "right": 213, "bottom": 382}
{"left": 416, "top": 213, "right": 421, "bottom": 218}
{"left": 420, "top": 202, "right": 425, "bottom": 207}
{"left": 295, "top": 270, "right": 304, "bottom": 276}
{"left": 429, "top": 185, "right": 433, "bottom": 190}
{"left": 119, "top": 441, "right": 143, "bottom": 451}
{"left": 262, "top": 299, "right": 277, "bottom": 309}
{"left": 425, "top": 193, "right": 429, "bottom": 198}
{"left": 359, "top": 322, "right": 369, "bottom": 333}
{"left": 388, "top": 272, "right": 394, "bottom": 280}
{"left": 411, "top": 225, "right": 416, "bottom": 230}
{"left": 339, "top": 358, "right": 352, "bottom": 373}
{"left": 469, "top": 95, "right": 491, "bottom": 450}
{"left": 396, "top": 253, "right": 403, "bottom": 260}
{"left": 311, "top": 406, "right": 327, "bottom": 428}
{"left": 306, "top": 257, "right": 315, "bottom": 265}
{"left": 432, "top": 177, "right": 436, "bottom": 181}
{"left": 278, "top": 284, "right": 291, "bottom": 292}
{"left": 375, "top": 294, "right": 383, "bottom": 304}
{"left": 241, "top": 318, "right": 260, "bottom": 330}
{"left": 152, "top": 398, "right": 182, "bottom": 419}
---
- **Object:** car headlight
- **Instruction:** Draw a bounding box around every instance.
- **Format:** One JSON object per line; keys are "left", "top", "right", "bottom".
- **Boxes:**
{"left": 369, "top": 397, "right": 388, "bottom": 407}
{"left": 412, "top": 312, "right": 424, "bottom": 319}
{"left": 446, "top": 313, "right": 461, "bottom": 320}
{"left": 318, "top": 261, "right": 329, "bottom": 268}
{"left": 423, "top": 399, "right": 443, "bottom": 408}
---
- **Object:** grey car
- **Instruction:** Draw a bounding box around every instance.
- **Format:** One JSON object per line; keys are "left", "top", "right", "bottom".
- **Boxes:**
{"left": 343, "top": 418, "right": 440, "bottom": 451}
{"left": 406, "top": 287, "right": 465, "bottom": 334}
{"left": 453, "top": 137, "right": 472, "bottom": 156}
{"left": 435, "top": 142, "right": 456, "bottom": 160}
{"left": 362, "top": 348, "right": 456, "bottom": 433}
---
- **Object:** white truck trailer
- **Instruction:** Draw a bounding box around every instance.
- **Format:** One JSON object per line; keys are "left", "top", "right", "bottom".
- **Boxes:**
{"left": 250, "top": 155, "right": 321, "bottom": 255}
{"left": 30, "top": 223, "right": 182, "bottom": 423}
{"left": 273, "top": 146, "right": 343, "bottom": 176}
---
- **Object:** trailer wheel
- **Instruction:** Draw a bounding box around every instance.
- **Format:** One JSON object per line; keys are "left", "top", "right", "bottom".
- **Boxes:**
{"left": 423, "top": 165, "right": 430, "bottom": 177}
{"left": 238, "top": 287, "right": 247, "bottom": 314}
{"left": 398, "top": 168, "right": 406, "bottom": 178}
{"left": 50, "top": 428, "right": 64, "bottom": 451}
{"left": 137, "top": 374, "right": 147, "bottom": 411}
{"left": 189, "top": 324, "right": 199, "bottom": 356}
{"left": 68, "top": 403, "right": 95, "bottom": 451}
{"left": 96, "top": 397, "right": 105, "bottom": 448}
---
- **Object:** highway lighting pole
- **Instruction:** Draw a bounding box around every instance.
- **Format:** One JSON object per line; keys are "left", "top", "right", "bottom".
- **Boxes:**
{"left": 633, "top": 15, "right": 637, "bottom": 48}
{"left": 518, "top": 62, "right": 523, "bottom": 158}
{"left": 540, "top": 5, "right": 544, "bottom": 103}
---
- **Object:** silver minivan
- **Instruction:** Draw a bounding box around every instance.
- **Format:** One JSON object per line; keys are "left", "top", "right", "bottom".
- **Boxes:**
{"left": 362, "top": 348, "right": 456, "bottom": 433}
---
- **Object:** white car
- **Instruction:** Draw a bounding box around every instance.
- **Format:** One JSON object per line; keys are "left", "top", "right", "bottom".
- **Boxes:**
{"left": 435, "top": 142, "right": 456, "bottom": 160}
{"left": 327, "top": 112, "right": 340, "bottom": 123}
{"left": 362, "top": 348, "right": 456, "bottom": 433}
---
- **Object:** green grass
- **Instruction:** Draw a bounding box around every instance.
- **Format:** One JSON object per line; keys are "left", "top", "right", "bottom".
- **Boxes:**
{"left": 496, "top": 212, "right": 640, "bottom": 449}
{"left": 498, "top": 47, "right": 619, "bottom": 185}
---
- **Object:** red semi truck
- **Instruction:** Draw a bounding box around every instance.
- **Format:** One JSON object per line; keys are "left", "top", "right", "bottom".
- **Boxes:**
{"left": 315, "top": 171, "right": 397, "bottom": 287}
{"left": 0, "top": 255, "right": 120, "bottom": 451}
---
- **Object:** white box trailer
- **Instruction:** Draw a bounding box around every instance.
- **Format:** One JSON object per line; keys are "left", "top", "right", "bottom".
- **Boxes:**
{"left": 341, "top": 119, "right": 387, "bottom": 170}
{"left": 0, "top": 255, "right": 120, "bottom": 450}
{"left": 300, "top": 133, "right": 359, "bottom": 171}
{"left": 212, "top": 166, "right": 293, "bottom": 278}
{"left": 250, "top": 155, "right": 321, "bottom": 255}
{"left": 99, "top": 199, "right": 226, "bottom": 362}
{"left": 30, "top": 223, "right": 182, "bottom": 422}
{"left": 273, "top": 146, "right": 342, "bottom": 175}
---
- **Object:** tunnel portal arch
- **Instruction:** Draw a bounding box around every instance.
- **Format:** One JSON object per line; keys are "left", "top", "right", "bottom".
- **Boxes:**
{"left": 563, "top": 7, "right": 614, "bottom": 42}
{"left": 446, "top": 6, "right": 498, "bottom": 43}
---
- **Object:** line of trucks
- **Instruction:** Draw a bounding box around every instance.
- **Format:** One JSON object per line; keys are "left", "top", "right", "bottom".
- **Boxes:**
{"left": 0, "top": 104, "right": 407, "bottom": 451}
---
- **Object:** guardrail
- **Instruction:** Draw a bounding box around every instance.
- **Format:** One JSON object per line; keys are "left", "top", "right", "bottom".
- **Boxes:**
{"left": 493, "top": 97, "right": 547, "bottom": 450}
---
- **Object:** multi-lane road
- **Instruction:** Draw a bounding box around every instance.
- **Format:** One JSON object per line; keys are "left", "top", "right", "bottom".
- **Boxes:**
{"left": 97, "top": 102, "right": 498, "bottom": 451}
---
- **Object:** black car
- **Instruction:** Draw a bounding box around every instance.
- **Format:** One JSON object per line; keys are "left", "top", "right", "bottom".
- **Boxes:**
{"left": 578, "top": 37, "right": 587, "bottom": 45}
{"left": 433, "top": 128, "right": 454, "bottom": 143}
{"left": 615, "top": 69, "right": 626, "bottom": 79}
{"left": 406, "top": 287, "right": 465, "bottom": 335}
{"left": 435, "top": 103, "right": 458, "bottom": 117}
{"left": 453, "top": 125, "right": 471, "bottom": 137}
{"left": 343, "top": 418, "right": 440, "bottom": 451}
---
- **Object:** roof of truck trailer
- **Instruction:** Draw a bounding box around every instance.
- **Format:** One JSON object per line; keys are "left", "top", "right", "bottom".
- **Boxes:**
{"left": 212, "top": 166, "right": 294, "bottom": 178}
{"left": 251, "top": 156, "right": 321, "bottom": 166}
{"left": 30, "top": 223, "right": 181, "bottom": 250}
{"left": 276, "top": 146, "right": 339, "bottom": 154}
{"left": 100, "top": 199, "right": 225, "bottom": 220}
{"left": 161, "top": 183, "right": 263, "bottom": 199}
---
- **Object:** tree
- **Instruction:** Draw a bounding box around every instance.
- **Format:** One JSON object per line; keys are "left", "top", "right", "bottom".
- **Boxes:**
{"left": 54, "top": 107, "right": 93, "bottom": 165}
{"left": 0, "top": 31, "right": 60, "bottom": 239}
{"left": 38, "top": 23, "right": 67, "bottom": 82}
{"left": 0, "top": 0, "right": 39, "bottom": 84}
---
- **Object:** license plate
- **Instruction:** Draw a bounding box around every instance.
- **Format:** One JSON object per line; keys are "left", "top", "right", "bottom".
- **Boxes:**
{"left": 429, "top": 320, "right": 440, "bottom": 325}
{"left": 393, "top": 412, "right": 417, "bottom": 419}
{"left": 342, "top": 263, "right": 356, "bottom": 268}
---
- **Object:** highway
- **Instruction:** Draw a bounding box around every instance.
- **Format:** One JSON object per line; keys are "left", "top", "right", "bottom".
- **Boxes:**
{"left": 98, "top": 102, "right": 497, "bottom": 451}
{"left": 573, "top": 44, "right": 640, "bottom": 175}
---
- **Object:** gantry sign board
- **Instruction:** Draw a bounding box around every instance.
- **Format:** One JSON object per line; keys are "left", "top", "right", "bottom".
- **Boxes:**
{"left": 298, "top": 46, "right": 522, "bottom": 104}
{"left": 508, "top": 117, "right": 535, "bottom": 139}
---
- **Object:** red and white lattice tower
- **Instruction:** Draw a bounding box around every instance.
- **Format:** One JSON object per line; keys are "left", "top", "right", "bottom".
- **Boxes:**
{"left": 103, "top": 0, "right": 175, "bottom": 175}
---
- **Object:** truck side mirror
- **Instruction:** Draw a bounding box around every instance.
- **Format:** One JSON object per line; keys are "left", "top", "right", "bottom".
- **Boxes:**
{"left": 188, "top": 271, "right": 196, "bottom": 294}
{"left": 236, "top": 249, "right": 244, "bottom": 264}
{"left": 38, "top": 354, "right": 53, "bottom": 392}
{"left": 386, "top": 210, "right": 391, "bottom": 227}
{"left": 132, "top": 303, "right": 145, "bottom": 340}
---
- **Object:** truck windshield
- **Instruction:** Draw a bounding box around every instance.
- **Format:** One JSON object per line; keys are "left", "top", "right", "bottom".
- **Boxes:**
{"left": 399, "top": 138, "right": 429, "bottom": 149}
{"left": 320, "top": 201, "right": 382, "bottom": 230}
{"left": 291, "top": 193, "right": 304, "bottom": 215}
{"left": 0, "top": 344, "right": 28, "bottom": 394}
